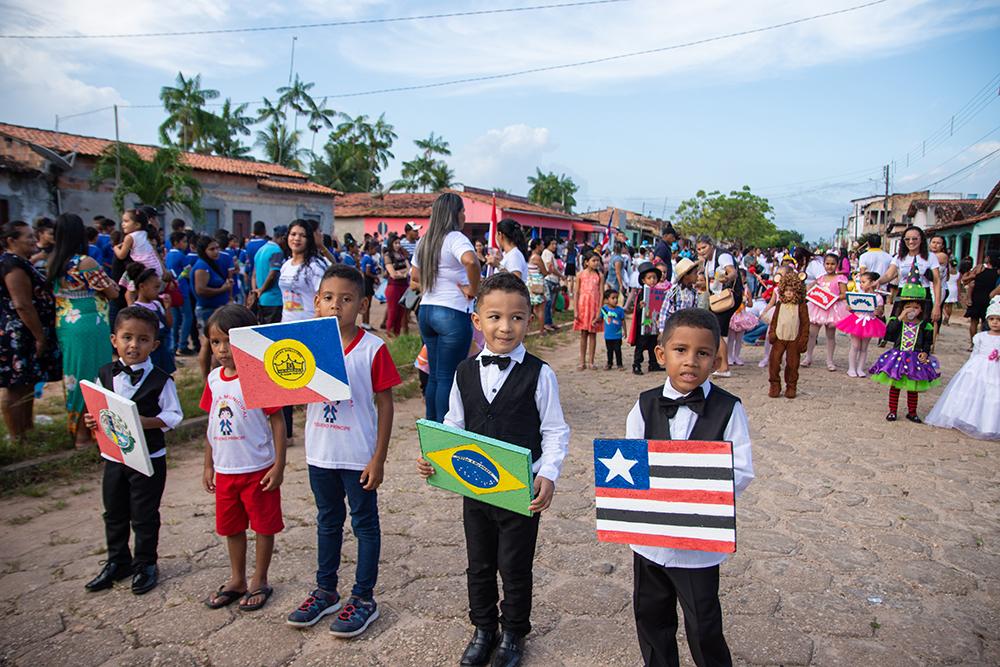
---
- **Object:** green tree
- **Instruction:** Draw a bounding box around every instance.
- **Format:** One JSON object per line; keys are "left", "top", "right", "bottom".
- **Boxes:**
{"left": 673, "top": 186, "right": 775, "bottom": 246}
{"left": 90, "top": 144, "right": 203, "bottom": 221}
{"left": 208, "top": 98, "right": 254, "bottom": 158}
{"left": 527, "top": 168, "right": 578, "bottom": 212}
{"left": 760, "top": 228, "right": 804, "bottom": 248}
{"left": 395, "top": 132, "right": 452, "bottom": 193}
{"left": 255, "top": 121, "right": 307, "bottom": 170}
{"left": 306, "top": 97, "right": 338, "bottom": 156}
{"left": 311, "top": 138, "right": 375, "bottom": 193}
{"left": 159, "top": 72, "right": 220, "bottom": 152}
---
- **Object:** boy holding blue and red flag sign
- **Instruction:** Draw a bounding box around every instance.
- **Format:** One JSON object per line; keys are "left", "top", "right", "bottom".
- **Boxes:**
{"left": 616, "top": 308, "right": 754, "bottom": 667}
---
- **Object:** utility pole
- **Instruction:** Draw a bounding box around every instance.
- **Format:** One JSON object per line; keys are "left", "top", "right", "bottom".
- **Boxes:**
{"left": 288, "top": 36, "right": 298, "bottom": 85}
{"left": 55, "top": 115, "right": 59, "bottom": 132}
{"left": 882, "top": 163, "right": 890, "bottom": 238}
{"left": 114, "top": 105, "right": 121, "bottom": 190}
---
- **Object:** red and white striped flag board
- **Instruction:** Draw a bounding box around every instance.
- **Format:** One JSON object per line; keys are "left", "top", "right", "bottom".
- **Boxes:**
{"left": 593, "top": 439, "right": 736, "bottom": 553}
{"left": 80, "top": 379, "right": 153, "bottom": 477}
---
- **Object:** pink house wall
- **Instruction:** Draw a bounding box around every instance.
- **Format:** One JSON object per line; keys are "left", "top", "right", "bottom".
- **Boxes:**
{"left": 362, "top": 216, "right": 431, "bottom": 236}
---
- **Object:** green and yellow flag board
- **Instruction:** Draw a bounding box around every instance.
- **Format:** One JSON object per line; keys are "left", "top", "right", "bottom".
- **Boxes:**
{"left": 416, "top": 419, "right": 534, "bottom": 517}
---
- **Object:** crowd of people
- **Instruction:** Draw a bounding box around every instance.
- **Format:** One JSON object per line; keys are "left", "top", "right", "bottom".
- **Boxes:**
{"left": 1, "top": 192, "right": 998, "bottom": 667}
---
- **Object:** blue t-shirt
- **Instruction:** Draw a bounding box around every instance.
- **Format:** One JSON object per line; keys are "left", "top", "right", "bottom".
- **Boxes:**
{"left": 97, "top": 233, "right": 113, "bottom": 269}
{"left": 165, "top": 248, "right": 192, "bottom": 298}
{"left": 343, "top": 254, "right": 357, "bottom": 268}
{"left": 245, "top": 237, "right": 268, "bottom": 273}
{"left": 360, "top": 253, "right": 378, "bottom": 277}
{"left": 87, "top": 244, "right": 103, "bottom": 263}
{"left": 601, "top": 305, "right": 625, "bottom": 340}
{"left": 253, "top": 241, "right": 285, "bottom": 308}
{"left": 192, "top": 258, "right": 229, "bottom": 308}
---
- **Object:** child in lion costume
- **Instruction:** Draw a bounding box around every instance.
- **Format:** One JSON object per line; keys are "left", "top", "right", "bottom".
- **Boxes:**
{"left": 767, "top": 271, "right": 810, "bottom": 398}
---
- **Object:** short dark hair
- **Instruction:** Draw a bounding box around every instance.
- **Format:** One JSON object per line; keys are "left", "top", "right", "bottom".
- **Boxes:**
{"left": 170, "top": 230, "right": 187, "bottom": 246}
{"left": 860, "top": 271, "right": 880, "bottom": 283}
{"left": 659, "top": 307, "right": 721, "bottom": 351}
{"left": 253, "top": 220, "right": 267, "bottom": 236}
{"left": 113, "top": 305, "right": 159, "bottom": 335}
{"left": 476, "top": 271, "right": 530, "bottom": 311}
{"left": 86, "top": 226, "right": 98, "bottom": 241}
{"left": 170, "top": 218, "right": 186, "bottom": 231}
{"left": 320, "top": 263, "right": 365, "bottom": 298}
{"left": 206, "top": 304, "right": 257, "bottom": 336}
{"left": 603, "top": 288, "right": 618, "bottom": 300}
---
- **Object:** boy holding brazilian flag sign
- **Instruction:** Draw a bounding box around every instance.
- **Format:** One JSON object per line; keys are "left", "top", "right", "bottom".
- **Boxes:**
{"left": 417, "top": 272, "right": 570, "bottom": 667}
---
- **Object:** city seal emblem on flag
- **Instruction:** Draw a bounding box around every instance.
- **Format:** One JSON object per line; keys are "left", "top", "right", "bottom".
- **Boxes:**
{"left": 264, "top": 338, "right": 315, "bottom": 389}
{"left": 98, "top": 408, "right": 135, "bottom": 454}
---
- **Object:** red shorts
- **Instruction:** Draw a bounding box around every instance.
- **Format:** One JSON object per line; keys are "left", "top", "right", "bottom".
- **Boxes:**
{"left": 215, "top": 468, "right": 284, "bottom": 536}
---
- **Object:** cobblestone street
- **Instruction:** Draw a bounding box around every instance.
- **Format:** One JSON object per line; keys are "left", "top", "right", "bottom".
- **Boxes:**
{"left": 1, "top": 322, "right": 997, "bottom": 666}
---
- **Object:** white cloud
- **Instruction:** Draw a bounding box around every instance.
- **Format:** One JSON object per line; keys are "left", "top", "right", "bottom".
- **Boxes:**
{"left": 332, "top": 0, "right": 1000, "bottom": 94}
{"left": 452, "top": 124, "right": 557, "bottom": 190}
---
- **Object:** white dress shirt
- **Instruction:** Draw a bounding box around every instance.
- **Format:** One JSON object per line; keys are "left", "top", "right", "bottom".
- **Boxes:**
{"left": 101, "top": 359, "right": 183, "bottom": 462}
{"left": 624, "top": 378, "right": 754, "bottom": 569}
{"left": 444, "top": 344, "right": 570, "bottom": 484}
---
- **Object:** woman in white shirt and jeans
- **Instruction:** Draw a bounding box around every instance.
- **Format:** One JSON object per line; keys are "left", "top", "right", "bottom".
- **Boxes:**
{"left": 411, "top": 193, "right": 482, "bottom": 422}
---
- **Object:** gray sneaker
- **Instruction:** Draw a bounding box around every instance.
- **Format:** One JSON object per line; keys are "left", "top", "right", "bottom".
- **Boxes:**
{"left": 286, "top": 589, "right": 341, "bottom": 627}
{"left": 329, "top": 596, "right": 379, "bottom": 638}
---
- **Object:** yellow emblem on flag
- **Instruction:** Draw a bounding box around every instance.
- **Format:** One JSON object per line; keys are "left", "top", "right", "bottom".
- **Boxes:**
{"left": 426, "top": 444, "right": 527, "bottom": 495}
{"left": 264, "top": 338, "right": 316, "bottom": 389}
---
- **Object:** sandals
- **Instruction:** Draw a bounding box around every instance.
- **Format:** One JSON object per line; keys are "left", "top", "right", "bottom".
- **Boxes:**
{"left": 240, "top": 586, "right": 274, "bottom": 612}
{"left": 205, "top": 585, "right": 246, "bottom": 609}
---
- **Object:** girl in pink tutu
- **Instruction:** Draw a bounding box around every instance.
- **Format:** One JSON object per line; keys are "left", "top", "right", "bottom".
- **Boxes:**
{"left": 804, "top": 253, "right": 850, "bottom": 371}
{"left": 836, "top": 271, "right": 886, "bottom": 378}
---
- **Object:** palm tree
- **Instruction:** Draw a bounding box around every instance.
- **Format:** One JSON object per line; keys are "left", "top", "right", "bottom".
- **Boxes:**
{"left": 306, "top": 97, "right": 338, "bottom": 156}
{"left": 159, "top": 72, "right": 220, "bottom": 152}
{"left": 210, "top": 98, "right": 254, "bottom": 158}
{"left": 256, "top": 121, "right": 306, "bottom": 170}
{"left": 90, "top": 144, "right": 203, "bottom": 220}
{"left": 277, "top": 75, "right": 316, "bottom": 122}
{"left": 527, "top": 168, "right": 578, "bottom": 212}
{"left": 415, "top": 132, "right": 451, "bottom": 159}
{"left": 312, "top": 139, "right": 374, "bottom": 193}
{"left": 430, "top": 161, "right": 455, "bottom": 191}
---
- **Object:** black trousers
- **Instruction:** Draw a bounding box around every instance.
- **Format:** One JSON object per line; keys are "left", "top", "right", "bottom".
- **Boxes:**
{"left": 633, "top": 333, "right": 658, "bottom": 370}
{"left": 606, "top": 339, "right": 623, "bottom": 367}
{"left": 102, "top": 456, "right": 168, "bottom": 567}
{"left": 633, "top": 552, "right": 731, "bottom": 667}
{"left": 463, "top": 497, "right": 540, "bottom": 637}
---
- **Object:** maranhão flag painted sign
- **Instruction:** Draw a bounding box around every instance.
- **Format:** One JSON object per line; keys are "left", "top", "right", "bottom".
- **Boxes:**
{"left": 417, "top": 419, "right": 534, "bottom": 517}
{"left": 229, "top": 317, "right": 351, "bottom": 410}
{"left": 593, "top": 439, "right": 736, "bottom": 553}
{"left": 80, "top": 379, "right": 153, "bottom": 476}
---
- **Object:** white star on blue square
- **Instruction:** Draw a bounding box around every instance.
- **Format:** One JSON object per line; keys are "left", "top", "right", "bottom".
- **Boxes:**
{"left": 593, "top": 439, "right": 649, "bottom": 489}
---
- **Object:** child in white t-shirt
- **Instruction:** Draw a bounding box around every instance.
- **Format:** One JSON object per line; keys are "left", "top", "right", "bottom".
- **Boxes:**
{"left": 200, "top": 305, "right": 286, "bottom": 612}
{"left": 286, "top": 264, "right": 401, "bottom": 637}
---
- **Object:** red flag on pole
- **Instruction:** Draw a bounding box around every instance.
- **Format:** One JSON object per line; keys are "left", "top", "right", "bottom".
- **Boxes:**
{"left": 601, "top": 208, "right": 616, "bottom": 252}
{"left": 489, "top": 193, "right": 498, "bottom": 250}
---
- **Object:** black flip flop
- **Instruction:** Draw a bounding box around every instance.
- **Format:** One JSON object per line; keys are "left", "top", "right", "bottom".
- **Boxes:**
{"left": 239, "top": 586, "right": 274, "bottom": 612}
{"left": 206, "top": 585, "right": 246, "bottom": 609}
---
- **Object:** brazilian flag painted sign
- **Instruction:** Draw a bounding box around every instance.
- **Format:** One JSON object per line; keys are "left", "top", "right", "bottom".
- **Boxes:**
{"left": 417, "top": 419, "right": 534, "bottom": 516}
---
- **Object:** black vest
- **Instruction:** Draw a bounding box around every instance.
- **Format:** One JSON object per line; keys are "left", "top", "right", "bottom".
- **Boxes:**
{"left": 456, "top": 353, "right": 545, "bottom": 462}
{"left": 99, "top": 363, "right": 172, "bottom": 454}
{"left": 638, "top": 383, "right": 740, "bottom": 441}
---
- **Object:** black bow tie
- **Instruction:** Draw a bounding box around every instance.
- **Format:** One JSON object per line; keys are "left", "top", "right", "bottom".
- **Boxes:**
{"left": 481, "top": 355, "right": 512, "bottom": 371}
{"left": 112, "top": 360, "right": 144, "bottom": 386}
{"left": 659, "top": 387, "right": 706, "bottom": 418}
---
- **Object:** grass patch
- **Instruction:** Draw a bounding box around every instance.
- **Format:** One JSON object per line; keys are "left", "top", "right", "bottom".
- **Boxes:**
{"left": 18, "top": 484, "right": 47, "bottom": 498}
{"left": 386, "top": 334, "right": 422, "bottom": 368}
{"left": 8, "top": 514, "right": 33, "bottom": 526}
{"left": 0, "top": 420, "right": 74, "bottom": 468}
{"left": 174, "top": 367, "right": 206, "bottom": 419}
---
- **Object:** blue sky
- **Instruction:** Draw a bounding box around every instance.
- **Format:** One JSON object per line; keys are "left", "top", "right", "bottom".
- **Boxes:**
{"left": 2, "top": 0, "right": 999, "bottom": 240}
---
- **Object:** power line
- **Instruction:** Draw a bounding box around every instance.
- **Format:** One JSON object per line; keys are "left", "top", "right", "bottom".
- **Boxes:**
{"left": 0, "top": 0, "right": 630, "bottom": 40}
{"left": 922, "top": 147, "right": 1000, "bottom": 189}
{"left": 60, "top": 0, "right": 893, "bottom": 119}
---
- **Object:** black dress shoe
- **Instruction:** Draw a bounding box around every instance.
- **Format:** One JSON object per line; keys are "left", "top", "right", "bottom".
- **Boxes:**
{"left": 84, "top": 561, "right": 132, "bottom": 592}
{"left": 905, "top": 413, "right": 922, "bottom": 424}
{"left": 131, "top": 564, "right": 159, "bottom": 595}
{"left": 460, "top": 627, "right": 498, "bottom": 666}
{"left": 491, "top": 631, "right": 525, "bottom": 667}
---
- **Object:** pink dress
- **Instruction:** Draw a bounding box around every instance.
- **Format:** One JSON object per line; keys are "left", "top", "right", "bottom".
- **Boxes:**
{"left": 836, "top": 294, "right": 887, "bottom": 339}
{"left": 573, "top": 270, "right": 604, "bottom": 333}
{"left": 807, "top": 273, "right": 850, "bottom": 326}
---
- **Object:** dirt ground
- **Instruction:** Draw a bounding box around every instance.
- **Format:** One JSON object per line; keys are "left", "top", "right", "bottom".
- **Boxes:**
{"left": 1, "top": 319, "right": 997, "bottom": 666}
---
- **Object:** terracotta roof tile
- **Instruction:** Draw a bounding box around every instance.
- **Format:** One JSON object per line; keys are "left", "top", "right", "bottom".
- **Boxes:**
{"left": 0, "top": 121, "right": 309, "bottom": 180}
{"left": 905, "top": 198, "right": 980, "bottom": 222}
{"left": 335, "top": 193, "right": 437, "bottom": 218}
{"left": 257, "top": 178, "right": 339, "bottom": 196}
{"left": 451, "top": 189, "right": 583, "bottom": 221}
{"left": 976, "top": 179, "right": 1000, "bottom": 215}
{"left": 929, "top": 209, "right": 1000, "bottom": 231}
